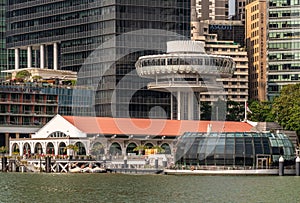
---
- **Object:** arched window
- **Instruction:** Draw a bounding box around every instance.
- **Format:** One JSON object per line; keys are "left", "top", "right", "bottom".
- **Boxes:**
{"left": 75, "top": 142, "right": 86, "bottom": 155}
{"left": 34, "top": 142, "right": 43, "bottom": 154}
{"left": 161, "top": 143, "right": 171, "bottom": 154}
{"left": 48, "top": 131, "right": 67, "bottom": 138}
{"left": 91, "top": 142, "right": 104, "bottom": 155}
{"left": 126, "top": 143, "right": 137, "bottom": 155}
{"left": 46, "top": 143, "right": 55, "bottom": 155}
{"left": 109, "top": 142, "right": 122, "bottom": 156}
{"left": 58, "top": 142, "right": 67, "bottom": 155}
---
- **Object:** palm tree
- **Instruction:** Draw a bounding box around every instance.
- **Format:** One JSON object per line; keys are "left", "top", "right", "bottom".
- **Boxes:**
{"left": 133, "top": 145, "right": 149, "bottom": 155}
{"left": 65, "top": 144, "right": 79, "bottom": 156}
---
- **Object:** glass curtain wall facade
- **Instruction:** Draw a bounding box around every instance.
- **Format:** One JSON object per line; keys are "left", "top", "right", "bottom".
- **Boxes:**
{"left": 176, "top": 132, "right": 295, "bottom": 168}
{"left": 6, "top": 0, "right": 191, "bottom": 118}
{"left": 268, "top": 0, "right": 300, "bottom": 100}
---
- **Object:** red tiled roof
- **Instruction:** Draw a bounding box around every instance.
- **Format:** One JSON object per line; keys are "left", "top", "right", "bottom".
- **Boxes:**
{"left": 63, "top": 116, "right": 253, "bottom": 136}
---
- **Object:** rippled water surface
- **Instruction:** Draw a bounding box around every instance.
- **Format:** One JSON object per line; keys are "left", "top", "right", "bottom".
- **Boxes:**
{"left": 0, "top": 173, "right": 299, "bottom": 203}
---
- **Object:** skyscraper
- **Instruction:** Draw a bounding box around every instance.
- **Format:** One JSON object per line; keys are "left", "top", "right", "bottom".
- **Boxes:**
{"left": 245, "top": 0, "right": 267, "bottom": 101}
{"left": 267, "top": 0, "right": 300, "bottom": 100}
{"left": 6, "top": 1, "right": 191, "bottom": 118}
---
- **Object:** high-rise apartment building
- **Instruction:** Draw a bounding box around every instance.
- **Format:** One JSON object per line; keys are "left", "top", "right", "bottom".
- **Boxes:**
{"left": 197, "top": 34, "right": 249, "bottom": 104}
{"left": 6, "top": 1, "right": 191, "bottom": 119}
{"left": 267, "top": 0, "right": 300, "bottom": 100}
{"left": 245, "top": 0, "right": 267, "bottom": 101}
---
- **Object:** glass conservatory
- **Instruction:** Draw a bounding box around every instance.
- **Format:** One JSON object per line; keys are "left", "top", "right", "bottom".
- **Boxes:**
{"left": 175, "top": 132, "right": 295, "bottom": 169}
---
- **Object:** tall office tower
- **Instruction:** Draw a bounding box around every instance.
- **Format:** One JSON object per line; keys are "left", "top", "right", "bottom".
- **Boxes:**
{"left": 245, "top": 0, "right": 267, "bottom": 101}
{"left": 0, "top": 1, "right": 27, "bottom": 80}
{"left": 196, "top": 0, "right": 229, "bottom": 20}
{"left": 6, "top": 1, "right": 191, "bottom": 118}
{"left": 267, "top": 0, "right": 300, "bottom": 100}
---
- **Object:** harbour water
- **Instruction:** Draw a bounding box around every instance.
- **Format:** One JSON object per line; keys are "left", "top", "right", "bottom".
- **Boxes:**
{"left": 0, "top": 173, "right": 299, "bottom": 203}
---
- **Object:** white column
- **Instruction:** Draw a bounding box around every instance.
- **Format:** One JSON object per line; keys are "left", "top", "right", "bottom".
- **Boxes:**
{"left": 14, "top": 48, "right": 19, "bottom": 70}
{"left": 53, "top": 43, "right": 58, "bottom": 70}
{"left": 27, "top": 46, "right": 32, "bottom": 68}
{"left": 40, "top": 44, "right": 45, "bottom": 69}
{"left": 177, "top": 91, "right": 181, "bottom": 120}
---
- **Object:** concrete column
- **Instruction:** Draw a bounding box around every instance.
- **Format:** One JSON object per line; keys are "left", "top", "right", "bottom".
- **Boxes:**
{"left": 170, "top": 93, "right": 173, "bottom": 120}
{"left": 296, "top": 157, "right": 300, "bottom": 176}
{"left": 5, "top": 133, "right": 9, "bottom": 150}
{"left": 188, "top": 92, "right": 194, "bottom": 120}
{"left": 123, "top": 156, "right": 128, "bottom": 169}
{"left": 53, "top": 43, "right": 58, "bottom": 70}
{"left": 27, "top": 46, "right": 32, "bottom": 68}
{"left": 14, "top": 48, "right": 19, "bottom": 70}
{"left": 279, "top": 156, "right": 284, "bottom": 176}
{"left": 177, "top": 91, "right": 181, "bottom": 120}
{"left": 40, "top": 44, "right": 45, "bottom": 69}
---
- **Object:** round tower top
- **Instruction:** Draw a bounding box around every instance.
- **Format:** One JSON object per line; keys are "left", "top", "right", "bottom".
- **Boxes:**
{"left": 167, "top": 41, "right": 206, "bottom": 54}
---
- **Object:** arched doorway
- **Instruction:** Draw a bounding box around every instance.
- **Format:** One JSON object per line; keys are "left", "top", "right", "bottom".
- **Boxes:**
{"left": 109, "top": 142, "right": 122, "bottom": 156}
{"left": 91, "top": 142, "right": 104, "bottom": 156}
{"left": 161, "top": 143, "right": 171, "bottom": 154}
{"left": 126, "top": 143, "right": 137, "bottom": 155}
{"left": 58, "top": 142, "right": 67, "bottom": 155}
{"left": 23, "top": 143, "right": 31, "bottom": 156}
{"left": 75, "top": 142, "right": 86, "bottom": 155}
{"left": 46, "top": 143, "right": 55, "bottom": 155}
{"left": 11, "top": 143, "right": 20, "bottom": 155}
{"left": 34, "top": 142, "right": 43, "bottom": 154}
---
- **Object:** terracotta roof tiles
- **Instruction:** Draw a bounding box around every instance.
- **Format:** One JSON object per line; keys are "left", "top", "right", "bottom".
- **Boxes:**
{"left": 63, "top": 116, "right": 253, "bottom": 137}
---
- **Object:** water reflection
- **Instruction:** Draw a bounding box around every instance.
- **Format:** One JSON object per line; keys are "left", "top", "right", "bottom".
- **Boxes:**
{"left": 0, "top": 173, "right": 299, "bottom": 202}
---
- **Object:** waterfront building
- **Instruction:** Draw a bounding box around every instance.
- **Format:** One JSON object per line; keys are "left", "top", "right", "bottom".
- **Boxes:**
{"left": 176, "top": 131, "right": 295, "bottom": 168}
{"left": 267, "top": 0, "right": 300, "bottom": 100}
{"left": 0, "top": 78, "right": 93, "bottom": 147}
{"left": 245, "top": 0, "right": 267, "bottom": 101}
{"left": 9, "top": 114, "right": 297, "bottom": 169}
{"left": 8, "top": 114, "right": 253, "bottom": 158}
{"left": 6, "top": 0, "right": 191, "bottom": 119}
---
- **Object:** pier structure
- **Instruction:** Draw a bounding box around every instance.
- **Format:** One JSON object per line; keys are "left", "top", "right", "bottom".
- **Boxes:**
{"left": 135, "top": 40, "right": 236, "bottom": 120}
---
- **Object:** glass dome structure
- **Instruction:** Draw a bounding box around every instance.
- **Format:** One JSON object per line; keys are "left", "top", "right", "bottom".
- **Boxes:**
{"left": 175, "top": 132, "right": 295, "bottom": 169}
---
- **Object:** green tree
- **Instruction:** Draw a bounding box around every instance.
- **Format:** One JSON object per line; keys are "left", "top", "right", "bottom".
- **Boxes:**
{"left": 272, "top": 83, "right": 300, "bottom": 136}
{"left": 15, "top": 70, "right": 31, "bottom": 82}
{"left": 65, "top": 144, "right": 79, "bottom": 156}
{"left": 133, "top": 145, "right": 149, "bottom": 155}
{"left": 226, "top": 100, "right": 244, "bottom": 121}
{"left": 200, "top": 101, "right": 211, "bottom": 120}
{"left": 247, "top": 100, "right": 275, "bottom": 122}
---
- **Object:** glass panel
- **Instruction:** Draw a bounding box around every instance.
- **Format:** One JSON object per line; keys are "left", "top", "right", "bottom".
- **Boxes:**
{"left": 245, "top": 138, "right": 253, "bottom": 155}
{"left": 262, "top": 137, "right": 270, "bottom": 154}
{"left": 254, "top": 137, "right": 263, "bottom": 154}
{"left": 235, "top": 138, "right": 245, "bottom": 156}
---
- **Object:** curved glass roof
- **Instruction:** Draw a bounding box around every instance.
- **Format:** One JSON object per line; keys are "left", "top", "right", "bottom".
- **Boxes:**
{"left": 175, "top": 132, "right": 295, "bottom": 168}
